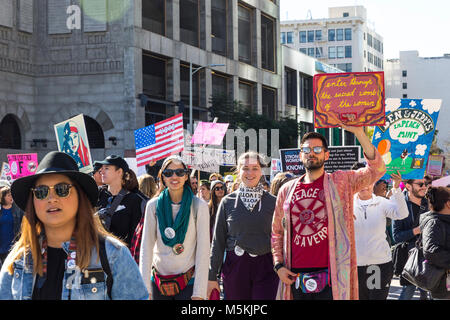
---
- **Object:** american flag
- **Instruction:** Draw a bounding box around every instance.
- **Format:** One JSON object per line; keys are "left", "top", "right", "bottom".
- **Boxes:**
{"left": 134, "top": 113, "right": 185, "bottom": 167}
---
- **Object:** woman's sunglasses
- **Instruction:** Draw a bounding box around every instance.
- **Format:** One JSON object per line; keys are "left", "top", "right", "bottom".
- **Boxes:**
{"left": 214, "top": 185, "right": 226, "bottom": 191}
{"left": 31, "top": 183, "right": 73, "bottom": 200}
{"left": 162, "top": 168, "right": 189, "bottom": 178}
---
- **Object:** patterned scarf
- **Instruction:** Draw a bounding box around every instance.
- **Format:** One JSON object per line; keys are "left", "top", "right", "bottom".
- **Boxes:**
{"left": 41, "top": 235, "right": 77, "bottom": 276}
{"left": 237, "top": 183, "right": 264, "bottom": 212}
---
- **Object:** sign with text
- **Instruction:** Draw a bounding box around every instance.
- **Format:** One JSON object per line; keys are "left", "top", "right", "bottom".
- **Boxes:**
{"left": 0, "top": 162, "right": 12, "bottom": 182}
{"left": 182, "top": 147, "right": 236, "bottom": 173}
{"left": 191, "top": 122, "right": 229, "bottom": 146}
{"left": 313, "top": 72, "right": 385, "bottom": 128}
{"left": 7, "top": 153, "right": 38, "bottom": 180}
{"left": 324, "top": 146, "right": 361, "bottom": 173}
{"left": 426, "top": 154, "right": 445, "bottom": 177}
{"left": 270, "top": 158, "right": 282, "bottom": 181}
{"left": 279, "top": 148, "right": 305, "bottom": 176}
{"left": 372, "top": 98, "right": 441, "bottom": 180}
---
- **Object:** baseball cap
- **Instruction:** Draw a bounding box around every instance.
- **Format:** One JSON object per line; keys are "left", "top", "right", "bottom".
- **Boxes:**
{"left": 97, "top": 155, "right": 129, "bottom": 173}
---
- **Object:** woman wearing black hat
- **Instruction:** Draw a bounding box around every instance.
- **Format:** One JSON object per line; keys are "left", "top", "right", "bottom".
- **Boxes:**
{"left": 0, "top": 151, "right": 148, "bottom": 300}
{"left": 96, "top": 155, "right": 146, "bottom": 248}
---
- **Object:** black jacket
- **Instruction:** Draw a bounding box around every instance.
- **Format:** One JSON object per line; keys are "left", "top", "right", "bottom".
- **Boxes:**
{"left": 420, "top": 211, "right": 450, "bottom": 299}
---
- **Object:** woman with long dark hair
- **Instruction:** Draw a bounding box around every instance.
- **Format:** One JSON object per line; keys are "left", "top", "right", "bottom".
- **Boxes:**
{"left": 0, "top": 151, "right": 148, "bottom": 300}
{"left": 208, "top": 180, "right": 227, "bottom": 240}
{"left": 139, "top": 156, "right": 210, "bottom": 300}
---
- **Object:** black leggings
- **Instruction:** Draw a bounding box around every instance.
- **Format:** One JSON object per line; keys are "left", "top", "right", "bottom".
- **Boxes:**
{"left": 357, "top": 261, "right": 393, "bottom": 300}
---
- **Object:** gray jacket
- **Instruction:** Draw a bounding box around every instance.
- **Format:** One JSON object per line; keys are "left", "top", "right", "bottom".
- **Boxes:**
{"left": 208, "top": 190, "right": 276, "bottom": 281}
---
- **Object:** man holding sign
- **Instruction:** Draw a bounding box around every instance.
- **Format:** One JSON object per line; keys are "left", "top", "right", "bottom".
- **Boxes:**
{"left": 272, "top": 124, "right": 386, "bottom": 300}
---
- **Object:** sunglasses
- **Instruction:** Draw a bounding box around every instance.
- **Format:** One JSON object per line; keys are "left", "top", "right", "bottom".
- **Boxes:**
{"left": 31, "top": 183, "right": 73, "bottom": 200}
{"left": 301, "top": 146, "right": 325, "bottom": 154}
{"left": 215, "top": 186, "right": 226, "bottom": 191}
{"left": 162, "top": 168, "right": 189, "bottom": 178}
{"left": 412, "top": 182, "right": 426, "bottom": 187}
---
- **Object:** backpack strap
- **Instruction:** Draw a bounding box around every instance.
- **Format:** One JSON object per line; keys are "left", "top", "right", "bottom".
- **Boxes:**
{"left": 99, "top": 236, "right": 113, "bottom": 300}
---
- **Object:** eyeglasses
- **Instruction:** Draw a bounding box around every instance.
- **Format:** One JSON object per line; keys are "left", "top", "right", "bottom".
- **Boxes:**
{"left": 301, "top": 146, "right": 325, "bottom": 154}
{"left": 162, "top": 168, "right": 189, "bottom": 178}
{"left": 412, "top": 182, "right": 426, "bottom": 187}
{"left": 31, "top": 183, "right": 73, "bottom": 200}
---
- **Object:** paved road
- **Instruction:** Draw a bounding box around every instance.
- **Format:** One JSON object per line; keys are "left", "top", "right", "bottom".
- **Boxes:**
{"left": 387, "top": 276, "right": 428, "bottom": 300}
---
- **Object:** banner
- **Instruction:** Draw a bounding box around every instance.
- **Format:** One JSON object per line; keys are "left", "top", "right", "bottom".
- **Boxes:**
{"left": 279, "top": 148, "right": 305, "bottom": 176}
{"left": 7, "top": 153, "right": 38, "bottom": 180}
{"left": 372, "top": 98, "right": 441, "bottom": 180}
{"left": 54, "top": 114, "right": 93, "bottom": 174}
{"left": 324, "top": 146, "right": 361, "bottom": 173}
{"left": 182, "top": 147, "right": 236, "bottom": 173}
{"left": 426, "top": 155, "right": 445, "bottom": 177}
{"left": 0, "top": 162, "right": 12, "bottom": 182}
{"left": 313, "top": 71, "right": 385, "bottom": 128}
{"left": 270, "top": 158, "right": 282, "bottom": 180}
{"left": 191, "top": 122, "right": 229, "bottom": 146}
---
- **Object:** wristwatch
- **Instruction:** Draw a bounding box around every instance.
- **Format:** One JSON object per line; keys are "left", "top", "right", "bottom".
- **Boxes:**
{"left": 273, "top": 263, "right": 284, "bottom": 273}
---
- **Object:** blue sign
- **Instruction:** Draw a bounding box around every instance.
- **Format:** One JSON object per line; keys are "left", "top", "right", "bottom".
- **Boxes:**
{"left": 372, "top": 98, "right": 441, "bottom": 180}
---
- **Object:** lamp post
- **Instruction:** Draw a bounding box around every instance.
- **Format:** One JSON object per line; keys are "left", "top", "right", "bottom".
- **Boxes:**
{"left": 189, "top": 62, "right": 225, "bottom": 134}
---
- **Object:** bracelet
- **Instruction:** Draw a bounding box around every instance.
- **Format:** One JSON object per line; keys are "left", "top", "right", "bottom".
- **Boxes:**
{"left": 273, "top": 263, "right": 284, "bottom": 273}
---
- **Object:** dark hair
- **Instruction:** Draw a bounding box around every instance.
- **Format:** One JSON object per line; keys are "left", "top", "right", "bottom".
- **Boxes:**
{"left": 270, "top": 172, "right": 295, "bottom": 196}
{"left": 351, "top": 162, "right": 366, "bottom": 170}
{"left": 123, "top": 169, "right": 139, "bottom": 192}
{"left": 300, "top": 132, "right": 328, "bottom": 150}
{"left": 405, "top": 179, "right": 416, "bottom": 186}
{"left": 0, "top": 186, "right": 11, "bottom": 206}
{"left": 426, "top": 187, "right": 450, "bottom": 212}
{"left": 208, "top": 181, "right": 227, "bottom": 231}
{"left": 374, "top": 179, "right": 388, "bottom": 187}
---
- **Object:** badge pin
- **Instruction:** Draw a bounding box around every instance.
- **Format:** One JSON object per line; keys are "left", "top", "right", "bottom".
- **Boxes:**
{"left": 172, "top": 243, "right": 184, "bottom": 255}
{"left": 70, "top": 252, "right": 76, "bottom": 259}
{"left": 234, "top": 246, "right": 245, "bottom": 256}
{"left": 164, "top": 227, "right": 176, "bottom": 239}
{"left": 305, "top": 278, "right": 318, "bottom": 292}
{"left": 67, "top": 260, "right": 76, "bottom": 269}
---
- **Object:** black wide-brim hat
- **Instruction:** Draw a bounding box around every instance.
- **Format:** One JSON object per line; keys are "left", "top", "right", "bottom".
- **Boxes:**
{"left": 11, "top": 151, "right": 98, "bottom": 211}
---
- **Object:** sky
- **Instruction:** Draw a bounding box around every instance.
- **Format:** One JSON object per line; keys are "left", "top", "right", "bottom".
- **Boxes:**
{"left": 279, "top": 0, "right": 450, "bottom": 59}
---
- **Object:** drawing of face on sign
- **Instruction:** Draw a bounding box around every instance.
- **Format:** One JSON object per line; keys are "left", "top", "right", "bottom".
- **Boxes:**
{"left": 62, "top": 121, "right": 90, "bottom": 169}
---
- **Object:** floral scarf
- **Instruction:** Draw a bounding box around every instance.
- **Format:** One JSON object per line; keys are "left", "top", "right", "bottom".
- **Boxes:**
{"left": 237, "top": 183, "right": 264, "bottom": 212}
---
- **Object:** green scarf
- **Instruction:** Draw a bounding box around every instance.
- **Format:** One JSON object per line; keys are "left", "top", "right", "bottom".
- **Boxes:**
{"left": 156, "top": 185, "right": 194, "bottom": 247}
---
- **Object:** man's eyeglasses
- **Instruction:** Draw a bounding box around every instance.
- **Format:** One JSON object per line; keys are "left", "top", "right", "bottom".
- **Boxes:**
{"left": 31, "top": 183, "right": 73, "bottom": 200}
{"left": 301, "top": 146, "right": 325, "bottom": 154}
{"left": 162, "top": 168, "right": 189, "bottom": 178}
{"left": 412, "top": 182, "right": 427, "bottom": 187}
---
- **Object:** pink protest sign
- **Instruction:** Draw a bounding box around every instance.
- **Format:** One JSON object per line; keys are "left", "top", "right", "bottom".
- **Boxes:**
{"left": 191, "top": 122, "right": 229, "bottom": 145}
{"left": 7, "top": 153, "right": 38, "bottom": 180}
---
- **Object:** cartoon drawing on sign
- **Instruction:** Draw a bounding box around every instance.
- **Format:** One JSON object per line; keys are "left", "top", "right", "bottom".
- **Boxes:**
{"left": 372, "top": 98, "right": 441, "bottom": 180}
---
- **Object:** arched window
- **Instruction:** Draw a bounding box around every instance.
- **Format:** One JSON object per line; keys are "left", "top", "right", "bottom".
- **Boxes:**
{"left": 0, "top": 114, "right": 21, "bottom": 149}
{"left": 83, "top": 115, "right": 105, "bottom": 149}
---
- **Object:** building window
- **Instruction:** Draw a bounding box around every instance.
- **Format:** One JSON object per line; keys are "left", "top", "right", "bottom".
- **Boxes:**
{"left": 403, "top": 94, "right": 408, "bottom": 98}
{"left": 336, "top": 28, "right": 343, "bottom": 41}
{"left": 315, "top": 47, "right": 323, "bottom": 58}
{"left": 300, "top": 31, "right": 306, "bottom": 43}
{"left": 180, "top": 0, "right": 199, "bottom": 47}
{"left": 308, "top": 48, "right": 314, "bottom": 57}
{"left": 345, "top": 28, "right": 351, "bottom": 40}
{"left": 402, "top": 83, "right": 407, "bottom": 89}
{"left": 343, "top": 12, "right": 349, "bottom": 17}
{"left": 344, "top": 131, "right": 355, "bottom": 145}
{"left": 286, "top": 31, "right": 293, "bottom": 43}
{"left": 332, "top": 128, "right": 342, "bottom": 146}
{"left": 261, "top": 13, "right": 275, "bottom": 72}
{"left": 211, "top": 0, "right": 227, "bottom": 56}
{"left": 337, "top": 46, "right": 344, "bottom": 58}
{"left": 142, "top": 53, "right": 167, "bottom": 125}
{"left": 142, "top": 0, "right": 165, "bottom": 35}
{"left": 328, "top": 46, "right": 336, "bottom": 59}
{"left": 281, "top": 32, "right": 286, "bottom": 44}
{"left": 299, "top": 72, "right": 313, "bottom": 110}
{"left": 299, "top": 48, "right": 307, "bottom": 54}
{"left": 328, "top": 29, "right": 335, "bottom": 41}
{"left": 212, "top": 73, "right": 230, "bottom": 98}
{"left": 345, "top": 45, "right": 352, "bottom": 58}
{"left": 238, "top": 4, "right": 252, "bottom": 64}
{"left": 337, "top": 63, "right": 352, "bottom": 72}
{"left": 0, "top": 114, "right": 21, "bottom": 149}
{"left": 307, "top": 30, "right": 314, "bottom": 42}
{"left": 239, "top": 81, "right": 254, "bottom": 112}
{"left": 300, "top": 121, "right": 314, "bottom": 137}
{"left": 315, "top": 30, "right": 322, "bottom": 41}
{"left": 285, "top": 67, "right": 297, "bottom": 107}
{"left": 262, "top": 86, "right": 277, "bottom": 120}
{"left": 402, "top": 70, "right": 407, "bottom": 77}
{"left": 84, "top": 116, "right": 105, "bottom": 149}
{"left": 367, "top": 33, "right": 373, "bottom": 47}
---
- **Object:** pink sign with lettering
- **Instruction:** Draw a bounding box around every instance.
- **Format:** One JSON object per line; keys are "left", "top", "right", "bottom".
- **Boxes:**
{"left": 191, "top": 122, "right": 229, "bottom": 145}
{"left": 7, "top": 153, "right": 39, "bottom": 180}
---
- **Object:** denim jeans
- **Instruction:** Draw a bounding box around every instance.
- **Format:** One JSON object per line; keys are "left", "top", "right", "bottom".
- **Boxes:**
{"left": 398, "top": 285, "right": 429, "bottom": 300}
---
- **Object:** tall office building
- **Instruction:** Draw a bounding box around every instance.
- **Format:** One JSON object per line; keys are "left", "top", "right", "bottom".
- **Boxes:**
{"left": 280, "top": 6, "right": 384, "bottom": 73}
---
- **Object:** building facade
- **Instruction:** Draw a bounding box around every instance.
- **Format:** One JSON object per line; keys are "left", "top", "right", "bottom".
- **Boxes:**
{"left": 385, "top": 50, "right": 450, "bottom": 169}
{"left": 280, "top": 6, "right": 384, "bottom": 73}
{"left": 0, "top": 0, "right": 282, "bottom": 161}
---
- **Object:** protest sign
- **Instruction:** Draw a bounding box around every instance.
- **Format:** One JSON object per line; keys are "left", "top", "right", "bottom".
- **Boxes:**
{"left": 270, "top": 159, "right": 282, "bottom": 179}
{"left": 191, "top": 122, "right": 229, "bottom": 146}
{"left": 279, "top": 148, "right": 305, "bottom": 176}
{"left": 54, "top": 114, "right": 93, "bottom": 174}
{"left": 7, "top": 153, "right": 38, "bottom": 180}
{"left": 324, "top": 146, "right": 360, "bottom": 173}
{"left": 1, "top": 162, "right": 12, "bottom": 182}
{"left": 314, "top": 72, "right": 385, "bottom": 128}
{"left": 182, "top": 147, "right": 236, "bottom": 173}
{"left": 426, "top": 154, "right": 445, "bottom": 177}
{"left": 372, "top": 98, "right": 441, "bottom": 180}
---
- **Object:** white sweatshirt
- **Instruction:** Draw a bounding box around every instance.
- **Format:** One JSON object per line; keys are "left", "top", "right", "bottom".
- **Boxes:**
{"left": 353, "top": 188, "right": 409, "bottom": 266}
{"left": 139, "top": 196, "right": 210, "bottom": 300}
